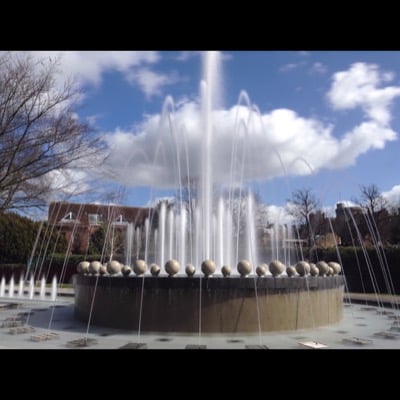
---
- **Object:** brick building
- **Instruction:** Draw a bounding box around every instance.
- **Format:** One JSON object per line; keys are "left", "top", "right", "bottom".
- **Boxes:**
{"left": 48, "top": 201, "right": 154, "bottom": 254}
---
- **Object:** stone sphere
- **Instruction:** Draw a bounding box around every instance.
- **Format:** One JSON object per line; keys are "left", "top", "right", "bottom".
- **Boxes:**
{"left": 256, "top": 264, "right": 268, "bottom": 277}
{"left": 150, "top": 263, "right": 160, "bottom": 277}
{"left": 295, "top": 261, "right": 311, "bottom": 277}
{"left": 327, "top": 267, "right": 334, "bottom": 276}
{"left": 77, "top": 261, "right": 90, "bottom": 274}
{"left": 133, "top": 259, "right": 148, "bottom": 275}
{"left": 309, "top": 263, "right": 319, "bottom": 276}
{"left": 165, "top": 259, "right": 180, "bottom": 276}
{"left": 121, "top": 265, "right": 132, "bottom": 277}
{"left": 185, "top": 264, "right": 196, "bottom": 277}
{"left": 316, "top": 261, "right": 330, "bottom": 276}
{"left": 221, "top": 265, "right": 231, "bottom": 277}
{"left": 328, "top": 261, "right": 342, "bottom": 275}
{"left": 88, "top": 261, "right": 102, "bottom": 275}
{"left": 269, "top": 260, "right": 285, "bottom": 277}
{"left": 237, "top": 259, "right": 252, "bottom": 277}
{"left": 286, "top": 266, "right": 297, "bottom": 277}
{"left": 99, "top": 264, "right": 108, "bottom": 275}
{"left": 107, "top": 260, "right": 122, "bottom": 275}
{"left": 201, "top": 259, "right": 216, "bottom": 277}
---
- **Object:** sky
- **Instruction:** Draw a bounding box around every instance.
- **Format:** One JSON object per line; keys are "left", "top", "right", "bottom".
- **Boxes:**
{"left": 8, "top": 51, "right": 400, "bottom": 217}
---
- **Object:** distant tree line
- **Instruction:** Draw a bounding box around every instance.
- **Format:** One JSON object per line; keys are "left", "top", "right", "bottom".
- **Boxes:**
{"left": 1, "top": 184, "right": 400, "bottom": 268}
{"left": 287, "top": 184, "right": 400, "bottom": 251}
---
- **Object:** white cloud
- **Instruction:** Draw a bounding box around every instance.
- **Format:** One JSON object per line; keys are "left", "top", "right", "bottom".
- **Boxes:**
{"left": 279, "top": 62, "right": 305, "bottom": 72}
{"left": 6, "top": 51, "right": 181, "bottom": 100}
{"left": 176, "top": 51, "right": 202, "bottom": 61}
{"left": 332, "top": 121, "right": 396, "bottom": 168}
{"left": 383, "top": 185, "right": 400, "bottom": 208}
{"left": 100, "top": 55, "right": 400, "bottom": 192}
{"left": 310, "top": 62, "right": 327, "bottom": 74}
{"left": 264, "top": 204, "right": 295, "bottom": 225}
{"left": 298, "top": 51, "right": 310, "bottom": 57}
{"left": 327, "top": 62, "right": 400, "bottom": 125}
{"left": 125, "top": 67, "right": 181, "bottom": 99}
{"left": 100, "top": 94, "right": 396, "bottom": 191}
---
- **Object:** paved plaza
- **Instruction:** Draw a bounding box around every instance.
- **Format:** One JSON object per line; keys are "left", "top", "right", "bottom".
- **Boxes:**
{"left": 1, "top": 293, "right": 400, "bottom": 349}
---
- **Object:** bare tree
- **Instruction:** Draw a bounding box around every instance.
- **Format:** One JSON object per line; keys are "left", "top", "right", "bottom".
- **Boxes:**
{"left": 0, "top": 52, "right": 106, "bottom": 211}
{"left": 287, "top": 188, "right": 320, "bottom": 248}
{"left": 355, "top": 184, "right": 390, "bottom": 245}
{"left": 357, "top": 184, "right": 387, "bottom": 213}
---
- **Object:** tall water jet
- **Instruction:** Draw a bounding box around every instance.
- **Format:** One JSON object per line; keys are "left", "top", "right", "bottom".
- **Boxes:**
{"left": 126, "top": 223, "right": 133, "bottom": 266}
{"left": 0, "top": 276, "right": 5, "bottom": 297}
{"left": 246, "top": 193, "right": 258, "bottom": 270}
{"left": 200, "top": 51, "right": 222, "bottom": 262}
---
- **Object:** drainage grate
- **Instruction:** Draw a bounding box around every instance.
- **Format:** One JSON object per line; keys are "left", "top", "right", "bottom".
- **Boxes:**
{"left": 374, "top": 331, "right": 399, "bottom": 339}
{"left": 336, "top": 330, "right": 348, "bottom": 334}
{"left": 31, "top": 332, "right": 59, "bottom": 342}
{"left": 378, "top": 310, "right": 394, "bottom": 315}
{"left": 156, "top": 337, "right": 172, "bottom": 342}
{"left": 226, "top": 339, "right": 244, "bottom": 343}
{"left": 185, "top": 344, "right": 207, "bottom": 349}
{"left": 0, "top": 303, "right": 19, "bottom": 309}
{"left": 298, "top": 341, "right": 328, "bottom": 349}
{"left": 342, "top": 337, "right": 373, "bottom": 345}
{"left": 1, "top": 320, "right": 23, "bottom": 328}
{"left": 9, "top": 325, "right": 35, "bottom": 335}
{"left": 245, "top": 345, "right": 269, "bottom": 349}
{"left": 119, "top": 342, "right": 147, "bottom": 349}
{"left": 66, "top": 338, "right": 98, "bottom": 348}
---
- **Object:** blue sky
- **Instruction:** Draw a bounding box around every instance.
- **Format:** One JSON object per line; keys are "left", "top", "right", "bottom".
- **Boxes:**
{"left": 11, "top": 51, "right": 400, "bottom": 215}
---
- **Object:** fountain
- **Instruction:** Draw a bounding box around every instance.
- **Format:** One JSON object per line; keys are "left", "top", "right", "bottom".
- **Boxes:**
{"left": 73, "top": 51, "right": 345, "bottom": 334}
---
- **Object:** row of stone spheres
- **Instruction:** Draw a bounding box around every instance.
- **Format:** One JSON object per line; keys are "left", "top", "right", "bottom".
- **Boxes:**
{"left": 77, "top": 259, "right": 342, "bottom": 278}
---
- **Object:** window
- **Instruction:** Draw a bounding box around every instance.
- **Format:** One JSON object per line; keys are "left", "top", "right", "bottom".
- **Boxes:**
{"left": 88, "top": 214, "right": 102, "bottom": 225}
{"left": 60, "top": 212, "right": 74, "bottom": 223}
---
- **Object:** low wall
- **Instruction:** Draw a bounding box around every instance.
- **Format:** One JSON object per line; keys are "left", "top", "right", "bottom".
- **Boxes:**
{"left": 74, "top": 275, "right": 344, "bottom": 333}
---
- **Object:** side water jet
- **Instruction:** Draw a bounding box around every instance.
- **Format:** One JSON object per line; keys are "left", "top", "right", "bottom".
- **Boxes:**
{"left": 8, "top": 275, "right": 14, "bottom": 298}
{"left": 51, "top": 276, "right": 57, "bottom": 301}
{"left": 40, "top": 276, "right": 46, "bottom": 300}
{"left": 29, "top": 275, "right": 34, "bottom": 300}
{"left": 18, "top": 274, "right": 24, "bottom": 298}
{"left": 0, "top": 276, "right": 5, "bottom": 297}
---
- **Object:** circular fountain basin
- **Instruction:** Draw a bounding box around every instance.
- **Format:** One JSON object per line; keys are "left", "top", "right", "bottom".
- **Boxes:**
{"left": 74, "top": 274, "right": 344, "bottom": 333}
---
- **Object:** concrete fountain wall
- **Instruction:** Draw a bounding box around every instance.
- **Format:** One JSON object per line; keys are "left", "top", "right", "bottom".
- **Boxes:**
{"left": 74, "top": 274, "right": 344, "bottom": 333}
